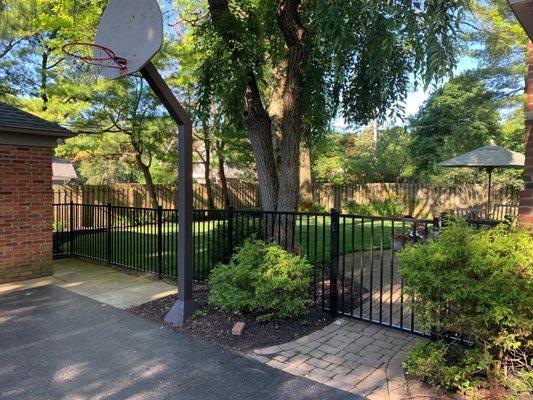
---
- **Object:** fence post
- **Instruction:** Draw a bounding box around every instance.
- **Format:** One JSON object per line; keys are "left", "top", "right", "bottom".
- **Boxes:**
{"left": 69, "top": 200, "right": 74, "bottom": 256}
{"left": 157, "top": 205, "right": 163, "bottom": 279}
{"left": 227, "top": 205, "right": 234, "bottom": 262}
{"left": 329, "top": 208, "right": 339, "bottom": 317}
{"left": 107, "top": 203, "right": 112, "bottom": 266}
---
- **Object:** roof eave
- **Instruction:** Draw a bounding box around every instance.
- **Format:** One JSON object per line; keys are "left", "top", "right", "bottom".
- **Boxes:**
{"left": 0, "top": 124, "right": 74, "bottom": 138}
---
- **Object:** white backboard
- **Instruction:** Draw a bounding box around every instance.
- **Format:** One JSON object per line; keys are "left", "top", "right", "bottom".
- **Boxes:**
{"left": 94, "top": 0, "right": 164, "bottom": 79}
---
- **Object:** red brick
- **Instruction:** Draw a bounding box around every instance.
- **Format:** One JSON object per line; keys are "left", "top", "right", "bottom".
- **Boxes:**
{"left": 0, "top": 144, "right": 53, "bottom": 283}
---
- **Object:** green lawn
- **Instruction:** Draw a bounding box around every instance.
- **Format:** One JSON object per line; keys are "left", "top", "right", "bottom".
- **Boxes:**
{"left": 67, "top": 216, "right": 402, "bottom": 279}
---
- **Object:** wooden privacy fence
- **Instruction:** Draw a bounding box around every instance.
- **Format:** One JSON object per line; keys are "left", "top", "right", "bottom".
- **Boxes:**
{"left": 313, "top": 183, "right": 520, "bottom": 218}
{"left": 53, "top": 182, "right": 260, "bottom": 210}
{"left": 53, "top": 182, "right": 519, "bottom": 218}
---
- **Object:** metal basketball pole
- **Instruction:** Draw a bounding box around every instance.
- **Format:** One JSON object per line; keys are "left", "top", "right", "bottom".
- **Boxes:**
{"left": 140, "top": 61, "right": 195, "bottom": 326}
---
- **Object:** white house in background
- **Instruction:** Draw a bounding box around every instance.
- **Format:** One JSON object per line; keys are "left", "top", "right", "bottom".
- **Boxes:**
{"left": 52, "top": 158, "right": 77, "bottom": 184}
{"left": 192, "top": 162, "right": 250, "bottom": 184}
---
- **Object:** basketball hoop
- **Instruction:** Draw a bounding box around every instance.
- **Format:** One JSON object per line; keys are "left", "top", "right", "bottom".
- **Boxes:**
{"left": 61, "top": 42, "right": 128, "bottom": 82}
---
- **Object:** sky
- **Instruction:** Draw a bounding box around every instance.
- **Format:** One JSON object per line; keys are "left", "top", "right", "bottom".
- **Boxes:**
{"left": 333, "top": 55, "right": 479, "bottom": 132}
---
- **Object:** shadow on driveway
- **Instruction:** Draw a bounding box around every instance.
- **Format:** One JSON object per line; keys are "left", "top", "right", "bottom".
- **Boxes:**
{"left": 0, "top": 286, "right": 361, "bottom": 400}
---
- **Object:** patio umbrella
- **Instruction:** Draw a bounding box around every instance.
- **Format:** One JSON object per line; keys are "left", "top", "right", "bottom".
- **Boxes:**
{"left": 438, "top": 142, "right": 525, "bottom": 217}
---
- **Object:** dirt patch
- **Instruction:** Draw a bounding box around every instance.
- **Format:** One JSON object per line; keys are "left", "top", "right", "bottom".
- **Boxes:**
{"left": 128, "top": 283, "right": 334, "bottom": 352}
{"left": 313, "top": 264, "right": 370, "bottom": 314}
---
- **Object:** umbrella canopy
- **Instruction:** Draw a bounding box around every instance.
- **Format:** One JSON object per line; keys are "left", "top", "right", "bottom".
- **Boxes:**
{"left": 438, "top": 143, "right": 524, "bottom": 219}
{"left": 438, "top": 143, "right": 524, "bottom": 169}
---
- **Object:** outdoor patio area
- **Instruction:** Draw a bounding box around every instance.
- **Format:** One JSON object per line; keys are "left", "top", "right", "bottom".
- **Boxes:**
{"left": 250, "top": 319, "right": 421, "bottom": 400}
{"left": 0, "top": 258, "right": 177, "bottom": 309}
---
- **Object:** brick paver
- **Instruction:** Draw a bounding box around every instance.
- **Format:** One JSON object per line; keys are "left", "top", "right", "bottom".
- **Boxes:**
{"left": 249, "top": 319, "right": 422, "bottom": 399}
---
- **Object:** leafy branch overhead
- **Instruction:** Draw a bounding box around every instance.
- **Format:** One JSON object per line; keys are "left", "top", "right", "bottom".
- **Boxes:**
{"left": 190, "top": 0, "right": 466, "bottom": 212}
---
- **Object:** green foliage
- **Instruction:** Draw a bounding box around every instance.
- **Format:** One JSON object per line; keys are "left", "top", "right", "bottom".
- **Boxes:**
{"left": 56, "top": 77, "right": 177, "bottom": 186}
{"left": 209, "top": 216, "right": 263, "bottom": 266}
{"left": 193, "top": 0, "right": 465, "bottom": 135}
{"left": 313, "top": 127, "right": 415, "bottom": 184}
{"left": 398, "top": 220, "right": 533, "bottom": 391}
{"left": 345, "top": 199, "right": 403, "bottom": 217}
{"left": 209, "top": 239, "right": 313, "bottom": 321}
{"left": 299, "top": 201, "right": 326, "bottom": 213}
{"left": 404, "top": 341, "right": 489, "bottom": 392}
{"left": 409, "top": 74, "right": 502, "bottom": 179}
{"left": 465, "top": 0, "right": 527, "bottom": 110}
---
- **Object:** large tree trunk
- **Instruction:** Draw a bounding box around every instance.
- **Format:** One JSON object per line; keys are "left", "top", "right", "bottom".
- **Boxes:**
{"left": 216, "top": 141, "right": 231, "bottom": 209}
{"left": 276, "top": 0, "right": 307, "bottom": 213}
{"left": 299, "top": 139, "right": 313, "bottom": 204}
{"left": 243, "top": 75, "right": 279, "bottom": 211}
{"left": 269, "top": 62, "right": 286, "bottom": 173}
{"left": 274, "top": 0, "right": 308, "bottom": 247}
{"left": 203, "top": 126, "right": 215, "bottom": 210}
{"left": 133, "top": 149, "right": 158, "bottom": 208}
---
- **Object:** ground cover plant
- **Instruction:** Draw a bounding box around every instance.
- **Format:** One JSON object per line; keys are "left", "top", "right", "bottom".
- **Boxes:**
{"left": 209, "top": 239, "right": 313, "bottom": 321}
{"left": 398, "top": 219, "right": 533, "bottom": 396}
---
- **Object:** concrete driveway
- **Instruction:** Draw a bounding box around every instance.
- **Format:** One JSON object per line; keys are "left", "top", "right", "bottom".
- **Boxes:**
{"left": 0, "top": 258, "right": 177, "bottom": 309}
{"left": 0, "top": 285, "right": 361, "bottom": 400}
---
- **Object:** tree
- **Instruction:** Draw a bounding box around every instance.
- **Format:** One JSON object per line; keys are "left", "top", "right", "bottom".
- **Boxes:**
{"left": 409, "top": 74, "right": 502, "bottom": 181}
{"left": 190, "top": 0, "right": 465, "bottom": 212}
{"left": 0, "top": 0, "right": 105, "bottom": 110}
{"left": 57, "top": 77, "right": 176, "bottom": 208}
{"left": 313, "top": 127, "right": 414, "bottom": 184}
{"left": 464, "top": 0, "right": 528, "bottom": 105}
{"left": 349, "top": 127, "right": 414, "bottom": 183}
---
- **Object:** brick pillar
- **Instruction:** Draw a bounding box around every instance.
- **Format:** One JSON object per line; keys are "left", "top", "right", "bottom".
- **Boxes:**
{"left": 0, "top": 145, "right": 53, "bottom": 282}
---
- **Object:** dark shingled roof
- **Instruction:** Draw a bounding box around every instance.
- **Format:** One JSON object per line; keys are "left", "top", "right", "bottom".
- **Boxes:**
{"left": 0, "top": 101, "right": 73, "bottom": 137}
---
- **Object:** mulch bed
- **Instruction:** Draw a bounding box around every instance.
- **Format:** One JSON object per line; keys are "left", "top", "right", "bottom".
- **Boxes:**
{"left": 128, "top": 283, "right": 334, "bottom": 352}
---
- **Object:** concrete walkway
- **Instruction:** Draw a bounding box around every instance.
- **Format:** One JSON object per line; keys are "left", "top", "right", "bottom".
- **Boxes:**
{"left": 0, "top": 258, "right": 176, "bottom": 309}
{"left": 250, "top": 319, "right": 422, "bottom": 400}
{"left": 0, "top": 285, "right": 360, "bottom": 400}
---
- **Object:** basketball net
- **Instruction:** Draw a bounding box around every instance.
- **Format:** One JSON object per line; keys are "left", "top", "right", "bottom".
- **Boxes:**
{"left": 62, "top": 42, "right": 127, "bottom": 85}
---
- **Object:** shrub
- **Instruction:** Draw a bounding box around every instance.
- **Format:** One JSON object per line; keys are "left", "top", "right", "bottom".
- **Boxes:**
{"left": 345, "top": 198, "right": 403, "bottom": 217}
{"left": 404, "top": 340, "right": 489, "bottom": 393}
{"left": 345, "top": 200, "right": 374, "bottom": 215}
{"left": 398, "top": 219, "right": 533, "bottom": 393}
{"left": 209, "top": 239, "right": 313, "bottom": 321}
{"left": 376, "top": 198, "right": 403, "bottom": 217}
{"left": 299, "top": 200, "right": 326, "bottom": 213}
{"left": 209, "top": 215, "right": 263, "bottom": 266}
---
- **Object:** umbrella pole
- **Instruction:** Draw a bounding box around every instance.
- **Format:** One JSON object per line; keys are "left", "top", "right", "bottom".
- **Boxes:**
{"left": 487, "top": 167, "right": 493, "bottom": 219}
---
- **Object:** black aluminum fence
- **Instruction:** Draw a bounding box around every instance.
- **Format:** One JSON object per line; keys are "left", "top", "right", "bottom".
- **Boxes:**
{"left": 53, "top": 203, "right": 499, "bottom": 337}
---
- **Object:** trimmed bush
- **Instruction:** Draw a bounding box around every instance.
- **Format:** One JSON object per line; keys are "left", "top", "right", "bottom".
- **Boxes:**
{"left": 398, "top": 219, "right": 533, "bottom": 394}
{"left": 208, "top": 239, "right": 313, "bottom": 321}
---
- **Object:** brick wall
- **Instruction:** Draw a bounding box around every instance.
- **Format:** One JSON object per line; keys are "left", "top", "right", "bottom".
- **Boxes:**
{"left": 0, "top": 144, "right": 53, "bottom": 282}
{"left": 519, "top": 126, "right": 533, "bottom": 226}
{"left": 519, "top": 41, "right": 533, "bottom": 228}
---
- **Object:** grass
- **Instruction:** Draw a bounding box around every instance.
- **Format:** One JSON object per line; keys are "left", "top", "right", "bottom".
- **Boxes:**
{"left": 64, "top": 216, "right": 403, "bottom": 279}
